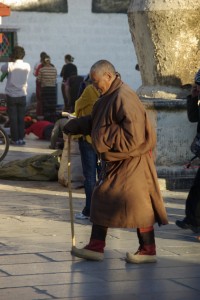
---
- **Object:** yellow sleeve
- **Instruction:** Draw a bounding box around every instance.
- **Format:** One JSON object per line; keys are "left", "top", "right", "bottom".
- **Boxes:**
{"left": 75, "top": 84, "right": 99, "bottom": 117}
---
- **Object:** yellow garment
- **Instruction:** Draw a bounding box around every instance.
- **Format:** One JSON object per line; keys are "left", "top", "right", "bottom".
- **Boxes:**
{"left": 74, "top": 84, "right": 100, "bottom": 143}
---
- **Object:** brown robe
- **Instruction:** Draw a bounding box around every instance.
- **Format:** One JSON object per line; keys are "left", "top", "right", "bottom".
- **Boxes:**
{"left": 90, "top": 76, "right": 168, "bottom": 228}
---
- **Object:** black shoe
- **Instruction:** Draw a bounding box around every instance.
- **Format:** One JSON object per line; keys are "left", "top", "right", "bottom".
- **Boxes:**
{"left": 189, "top": 225, "right": 200, "bottom": 234}
{"left": 176, "top": 219, "right": 200, "bottom": 233}
{"left": 175, "top": 219, "right": 191, "bottom": 229}
{"left": 82, "top": 207, "right": 90, "bottom": 217}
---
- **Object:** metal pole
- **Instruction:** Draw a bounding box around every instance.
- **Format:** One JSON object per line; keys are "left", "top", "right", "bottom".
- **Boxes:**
{"left": 67, "top": 134, "right": 76, "bottom": 248}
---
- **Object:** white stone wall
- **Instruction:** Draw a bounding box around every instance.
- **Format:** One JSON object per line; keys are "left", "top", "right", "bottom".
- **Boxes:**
{"left": 0, "top": 0, "right": 141, "bottom": 104}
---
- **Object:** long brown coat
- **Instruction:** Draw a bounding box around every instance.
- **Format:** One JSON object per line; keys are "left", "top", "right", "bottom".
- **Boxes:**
{"left": 90, "top": 77, "right": 168, "bottom": 228}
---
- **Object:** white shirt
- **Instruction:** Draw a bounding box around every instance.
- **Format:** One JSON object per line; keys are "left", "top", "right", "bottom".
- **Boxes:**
{"left": 1, "top": 59, "right": 31, "bottom": 97}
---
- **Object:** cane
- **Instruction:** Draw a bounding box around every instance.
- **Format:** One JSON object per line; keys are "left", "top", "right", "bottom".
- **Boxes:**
{"left": 67, "top": 134, "right": 76, "bottom": 248}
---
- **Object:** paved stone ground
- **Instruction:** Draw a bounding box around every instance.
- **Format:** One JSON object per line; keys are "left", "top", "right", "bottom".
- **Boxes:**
{"left": 0, "top": 139, "right": 200, "bottom": 300}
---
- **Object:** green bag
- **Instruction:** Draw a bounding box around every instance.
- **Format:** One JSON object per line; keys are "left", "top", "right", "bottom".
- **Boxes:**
{"left": 0, "top": 151, "right": 61, "bottom": 181}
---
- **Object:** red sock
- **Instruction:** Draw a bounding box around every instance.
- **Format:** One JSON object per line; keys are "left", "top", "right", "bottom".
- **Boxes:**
{"left": 84, "top": 239, "right": 105, "bottom": 253}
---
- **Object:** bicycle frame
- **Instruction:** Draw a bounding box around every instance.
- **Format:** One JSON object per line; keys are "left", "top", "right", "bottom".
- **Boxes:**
{"left": 0, "top": 125, "right": 9, "bottom": 162}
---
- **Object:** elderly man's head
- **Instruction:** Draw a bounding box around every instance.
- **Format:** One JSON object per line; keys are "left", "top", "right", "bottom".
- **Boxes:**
{"left": 90, "top": 60, "right": 116, "bottom": 95}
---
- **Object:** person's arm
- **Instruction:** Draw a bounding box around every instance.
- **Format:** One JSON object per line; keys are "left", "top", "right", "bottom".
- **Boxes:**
{"left": 35, "top": 64, "right": 42, "bottom": 77}
{"left": 0, "top": 72, "right": 8, "bottom": 82}
{"left": 75, "top": 85, "right": 99, "bottom": 117}
{"left": 1, "top": 63, "right": 8, "bottom": 73}
{"left": 63, "top": 115, "right": 92, "bottom": 136}
{"left": 33, "top": 63, "right": 38, "bottom": 76}
{"left": 37, "top": 68, "right": 42, "bottom": 82}
{"left": 60, "top": 65, "right": 65, "bottom": 77}
{"left": 27, "top": 63, "right": 31, "bottom": 74}
{"left": 50, "top": 120, "right": 60, "bottom": 149}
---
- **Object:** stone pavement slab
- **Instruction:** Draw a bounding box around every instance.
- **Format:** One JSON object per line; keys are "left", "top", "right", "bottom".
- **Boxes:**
{"left": 0, "top": 139, "right": 200, "bottom": 299}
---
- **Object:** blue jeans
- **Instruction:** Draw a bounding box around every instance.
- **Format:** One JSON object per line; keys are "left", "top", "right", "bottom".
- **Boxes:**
{"left": 78, "top": 138, "right": 101, "bottom": 216}
{"left": 6, "top": 96, "right": 26, "bottom": 141}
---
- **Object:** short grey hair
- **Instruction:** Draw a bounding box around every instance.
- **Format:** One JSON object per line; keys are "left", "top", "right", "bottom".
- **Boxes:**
{"left": 90, "top": 60, "right": 116, "bottom": 75}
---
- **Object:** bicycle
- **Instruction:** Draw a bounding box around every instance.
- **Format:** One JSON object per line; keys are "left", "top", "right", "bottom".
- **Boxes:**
{"left": 0, "top": 125, "right": 9, "bottom": 162}
{"left": 0, "top": 95, "right": 9, "bottom": 162}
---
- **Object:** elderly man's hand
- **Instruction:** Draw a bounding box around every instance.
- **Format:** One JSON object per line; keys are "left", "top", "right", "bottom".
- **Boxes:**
{"left": 63, "top": 118, "right": 80, "bottom": 135}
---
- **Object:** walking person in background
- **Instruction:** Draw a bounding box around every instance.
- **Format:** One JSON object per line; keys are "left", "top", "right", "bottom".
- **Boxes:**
{"left": 37, "top": 55, "right": 57, "bottom": 122}
{"left": 73, "top": 81, "right": 101, "bottom": 219}
{"left": 1, "top": 46, "right": 31, "bottom": 145}
{"left": 63, "top": 60, "right": 168, "bottom": 263}
{"left": 176, "top": 70, "right": 200, "bottom": 234}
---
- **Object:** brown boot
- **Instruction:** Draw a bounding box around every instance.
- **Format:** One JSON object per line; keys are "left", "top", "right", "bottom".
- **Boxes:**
{"left": 71, "top": 239, "right": 105, "bottom": 261}
{"left": 126, "top": 244, "right": 157, "bottom": 264}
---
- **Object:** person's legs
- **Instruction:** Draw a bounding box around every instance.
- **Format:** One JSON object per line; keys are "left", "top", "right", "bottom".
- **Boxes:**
{"left": 36, "top": 80, "right": 43, "bottom": 116}
{"left": 186, "top": 168, "right": 200, "bottom": 228}
{"left": 71, "top": 224, "right": 107, "bottom": 261}
{"left": 61, "top": 82, "right": 69, "bottom": 111}
{"left": 6, "top": 96, "right": 19, "bottom": 143}
{"left": 17, "top": 96, "right": 26, "bottom": 143}
{"left": 85, "top": 224, "right": 107, "bottom": 252}
{"left": 76, "top": 138, "right": 98, "bottom": 219}
{"left": 136, "top": 227, "right": 156, "bottom": 254}
{"left": 43, "top": 86, "right": 57, "bottom": 123}
{"left": 42, "top": 87, "right": 52, "bottom": 122}
{"left": 43, "top": 124, "right": 54, "bottom": 140}
{"left": 176, "top": 168, "right": 200, "bottom": 232}
{"left": 126, "top": 226, "right": 157, "bottom": 264}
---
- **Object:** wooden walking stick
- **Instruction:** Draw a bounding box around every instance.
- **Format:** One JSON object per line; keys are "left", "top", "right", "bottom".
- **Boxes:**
{"left": 67, "top": 134, "right": 76, "bottom": 248}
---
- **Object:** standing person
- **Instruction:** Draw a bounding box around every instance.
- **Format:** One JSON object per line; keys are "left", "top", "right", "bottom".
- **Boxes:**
{"left": 60, "top": 54, "right": 77, "bottom": 110}
{"left": 1, "top": 46, "right": 31, "bottom": 145}
{"left": 37, "top": 55, "right": 57, "bottom": 122}
{"left": 176, "top": 70, "right": 200, "bottom": 233}
{"left": 74, "top": 83, "right": 101, "bottom": 219}
{"left": 60, "top": 54, "right": 77, "bottom": 82}
{"left": 33, "top": 51, "right": 47, "bottom": 118}
{"left": 63, "top": 60, "right": 168, "bottom": 263}
{"left": 33, "top": 51, "right": 47, "bottom": 77}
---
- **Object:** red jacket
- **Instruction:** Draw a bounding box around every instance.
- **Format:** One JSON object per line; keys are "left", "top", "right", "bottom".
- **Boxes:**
{"left": 25, "top": 121, "right": 53, "bottom": 139}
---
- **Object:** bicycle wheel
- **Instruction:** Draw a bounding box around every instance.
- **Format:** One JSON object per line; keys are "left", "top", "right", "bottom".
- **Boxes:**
{"left": 0, "top": 127, "right": 9, "bottom": 162}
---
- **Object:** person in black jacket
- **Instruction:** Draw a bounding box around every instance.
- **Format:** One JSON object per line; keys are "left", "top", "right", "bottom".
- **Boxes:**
{"left": 176, "top": 70, "right": 200, "bottom": 233}
{"left": 60, "top": 54, "right": 78, "bottom": 110}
